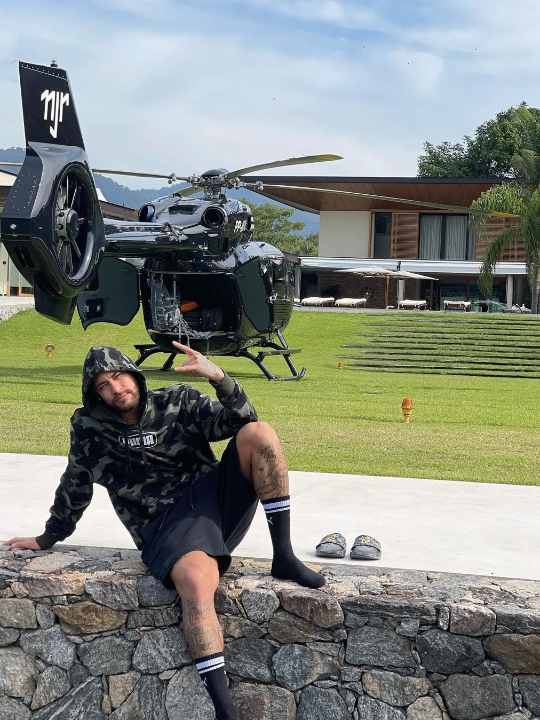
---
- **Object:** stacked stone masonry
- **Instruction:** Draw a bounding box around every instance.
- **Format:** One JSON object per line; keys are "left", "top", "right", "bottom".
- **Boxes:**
{"left": 0, "top": 304, "right": 32, "bottom": 323}
{"left": 1, "top": 544, "right": 540, "bottom": 719}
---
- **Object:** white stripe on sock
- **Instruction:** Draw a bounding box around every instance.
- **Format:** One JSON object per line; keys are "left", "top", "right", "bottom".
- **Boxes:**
{"left": 263, "top": 500, "right": 290, "bottom": 513}
{"left": 196, "top": 656, "right": 225, "bottom": 672}
{"left": 198, "top": 661, "right": 225, "bottom": 675}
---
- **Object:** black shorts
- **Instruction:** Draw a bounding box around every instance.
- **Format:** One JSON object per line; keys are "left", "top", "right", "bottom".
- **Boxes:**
{"left": 140, "top": 436, "right": 258, "bottom": 588}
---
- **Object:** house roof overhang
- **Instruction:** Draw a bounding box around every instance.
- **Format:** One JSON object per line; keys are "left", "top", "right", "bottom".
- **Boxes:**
{"left": 300, "top": 257, "right": 527, "bottom": 277}
{"left": 240, "top": 176, "right": 508, "bottom": 214}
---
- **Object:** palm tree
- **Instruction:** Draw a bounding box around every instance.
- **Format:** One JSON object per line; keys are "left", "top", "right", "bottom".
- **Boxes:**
{"left": 472, "top": 183, "right": 540, "bottom": 312}
{"left": 507, "top": 104, "right": 540, "bottom": 184}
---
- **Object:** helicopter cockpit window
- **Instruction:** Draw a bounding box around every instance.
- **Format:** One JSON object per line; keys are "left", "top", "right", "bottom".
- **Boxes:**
{"left": 271, "top": 258, "right": 287, "bottom": 295}
{"left": 168, "top": 204, "right": 200, "bottom": 215}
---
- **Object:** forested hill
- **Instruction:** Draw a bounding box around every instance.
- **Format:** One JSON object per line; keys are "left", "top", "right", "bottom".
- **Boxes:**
{"left": 0, "top": 147, "right": 319, "bottom": 236}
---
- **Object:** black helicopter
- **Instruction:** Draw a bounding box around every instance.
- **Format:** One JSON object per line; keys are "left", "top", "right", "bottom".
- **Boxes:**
{"left": 2, "top": 62, "right": 514, "bottom": 380}
{"left": 1, "top": 61, "right": 345, "bottom": 380}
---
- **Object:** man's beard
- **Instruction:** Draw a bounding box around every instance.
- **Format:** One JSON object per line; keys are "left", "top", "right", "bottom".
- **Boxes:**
{"left": 110, "top": 389, "right": 140, "bottom": 413}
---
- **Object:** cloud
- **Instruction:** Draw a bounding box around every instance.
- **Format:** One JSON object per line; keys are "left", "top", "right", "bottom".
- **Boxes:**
{"left": 2, "top": 0, "right": 540, "bottom": 189}
{"left": 227, "top": 0, "right": 394, "bottom": 33}
{"left": 389, "top": 51, "right": 444, "bottom": 96}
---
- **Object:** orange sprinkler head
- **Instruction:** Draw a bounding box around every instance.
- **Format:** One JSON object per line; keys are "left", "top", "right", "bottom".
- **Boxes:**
{"left": 401, "top": 397, "right": 413, "bottom": 423}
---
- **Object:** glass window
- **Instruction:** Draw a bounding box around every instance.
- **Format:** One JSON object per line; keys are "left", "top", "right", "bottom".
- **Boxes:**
{"left": 419, "top": 214, "right": 475, "bottom": 261}
{"left": 373, "top": 212, "right": 392, "bottom": 258}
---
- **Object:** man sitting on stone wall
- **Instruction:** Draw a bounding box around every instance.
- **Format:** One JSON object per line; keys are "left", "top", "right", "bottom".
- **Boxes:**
{"left": 3, "top": 342, "right": 324, "bottom": 720}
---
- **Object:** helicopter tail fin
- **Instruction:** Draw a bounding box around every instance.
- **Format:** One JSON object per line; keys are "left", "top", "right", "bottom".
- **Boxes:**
{"left": 19, "top": 61, "right": 85, "bottom": 148}
{"left": 1, "top": 62, "right": 105, "bottom": 324}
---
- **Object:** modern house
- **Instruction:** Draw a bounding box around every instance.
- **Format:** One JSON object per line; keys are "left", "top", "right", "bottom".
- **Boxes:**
{"left": 249, "top": 176, "right": 527, "bottom": 310}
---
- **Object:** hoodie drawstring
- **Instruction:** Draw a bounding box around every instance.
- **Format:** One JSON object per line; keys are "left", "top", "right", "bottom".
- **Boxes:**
{"left": 123, "top": 427, "right": 133, "bottom": 478}
{"left": 137, "top": 422, "right": 150, "bottom": 471}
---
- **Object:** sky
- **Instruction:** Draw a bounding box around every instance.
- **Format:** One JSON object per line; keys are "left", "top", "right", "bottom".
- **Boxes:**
{"left": 1, "top": 0, "right": 540, "bottom": 189}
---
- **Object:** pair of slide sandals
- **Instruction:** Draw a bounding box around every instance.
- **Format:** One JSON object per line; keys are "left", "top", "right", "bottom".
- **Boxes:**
{"left": 315, "top": 532, "right": 381, "bottom": 560}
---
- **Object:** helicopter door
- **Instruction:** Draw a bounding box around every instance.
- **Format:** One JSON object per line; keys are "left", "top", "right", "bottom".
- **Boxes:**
{"left": 77, "top": 257, "right": 139, "bottom": 329}
{"left": 235, "top": 258, "right": 271, "bottom": 331}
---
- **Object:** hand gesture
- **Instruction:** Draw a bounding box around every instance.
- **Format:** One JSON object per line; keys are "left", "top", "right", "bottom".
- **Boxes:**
{"left": 2, "top": 537, "right": 40, "bottom": 550}
{"left": 172, "top": 342, "right": 225, "bottom": 383}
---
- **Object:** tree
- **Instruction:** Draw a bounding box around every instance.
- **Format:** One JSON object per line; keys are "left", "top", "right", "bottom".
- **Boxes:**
{"left": 472, "top": 183, "right": 540, "bottom": 312}
{"left": 240, "top": 199, "right": 319, "bottom": 256}
{"left": 296, "top": 233, "right": 319, "bottom": 257}
{"left": 417, "top": 141, "right": 472, "bottom": 178}
{"left": 421, "top": 105, "right": 540, "bottom": 311}
{"left": 418, "top": 103, "right": 540, "bottom": 182}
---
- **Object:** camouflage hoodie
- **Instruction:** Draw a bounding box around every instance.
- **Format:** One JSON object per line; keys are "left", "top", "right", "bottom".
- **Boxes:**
{"left": 36, "top": 346, "right": 257, "bottom": 550}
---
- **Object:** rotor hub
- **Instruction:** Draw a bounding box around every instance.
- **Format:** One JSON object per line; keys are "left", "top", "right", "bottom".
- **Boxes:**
{"left": 57, "top": 208, "right": 80, "bottom": 243}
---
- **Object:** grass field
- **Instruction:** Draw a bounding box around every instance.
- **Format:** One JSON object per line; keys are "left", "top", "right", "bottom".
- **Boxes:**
{"left": 1, "top": 308, "right": 540, "bottom": 486}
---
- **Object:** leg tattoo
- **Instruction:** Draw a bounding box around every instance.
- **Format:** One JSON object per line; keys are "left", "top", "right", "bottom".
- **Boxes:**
{"left": 182, "top": 597, "right": 223, "bottom": 657}
{"left": 253, "top": 442, "right": 289, "bottom": 500}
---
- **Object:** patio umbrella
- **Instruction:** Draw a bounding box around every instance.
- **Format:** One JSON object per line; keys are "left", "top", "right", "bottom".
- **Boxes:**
{"left": 390, "top": 270, "right": 439, "bottom": 281}
{"left": 336, "top": 267, "right": 439, "bottom": 307}
{"left": 390, "top": 270, "right": 439, "bottom": 309}
{"left": 337, "top": 266, "right": 400, "bottom": 308}
{"left": 336, "top": 266, "right": 399, "bottom": 277}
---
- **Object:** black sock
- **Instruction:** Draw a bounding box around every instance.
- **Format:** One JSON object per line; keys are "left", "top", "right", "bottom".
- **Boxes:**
{"left": 262, "top": 496, "right": 325, "bottom": 589}
{"left": 195, "top": 653, "right": 239, "bottom": 720}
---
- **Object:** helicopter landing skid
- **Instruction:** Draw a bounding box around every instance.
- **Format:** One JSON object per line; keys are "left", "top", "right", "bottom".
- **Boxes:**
{"left": 134, "top": 344, "right": 176, "bottom": 372}
{"left": 237, "top": 345, "right": 306, "bottom": 381}
{"left": 133, "top": 338, "right": 306, "bottom": 381}
{"left": 237, "top": 328, "right": 305, "bottom": 380}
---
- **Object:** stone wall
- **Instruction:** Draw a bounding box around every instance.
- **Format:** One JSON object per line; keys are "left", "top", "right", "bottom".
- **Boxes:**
{"left": 1, "top": 544, "right": 540, "bottom": 719}
{"left": 0, "top": 302, "right": 33, "bottom": 323}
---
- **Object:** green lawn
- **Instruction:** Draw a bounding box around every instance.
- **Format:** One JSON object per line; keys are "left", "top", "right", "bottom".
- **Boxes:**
{"left": 1, "top": 308, "right": 540, "bottom": 486}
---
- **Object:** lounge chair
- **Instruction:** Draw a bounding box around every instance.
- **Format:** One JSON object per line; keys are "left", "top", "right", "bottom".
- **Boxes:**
{"left": 398, "top": 299, "right": 427, "bottom": 310}
{"left": 334, "top": 297, "right": 367, "bottom": 308}
{"left": 443, "top": 300, "right": 471, "bottom": 312}
{"left": 504, "top": 304, "right": 531, "bottom": 314}
{"left": 301, "top": 297, "right": 335, "bottom": 306}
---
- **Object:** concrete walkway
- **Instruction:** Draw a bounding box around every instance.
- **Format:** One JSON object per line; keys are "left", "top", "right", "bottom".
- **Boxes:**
{"left": 2, "top": 452, "right": 539, "bottom": 581}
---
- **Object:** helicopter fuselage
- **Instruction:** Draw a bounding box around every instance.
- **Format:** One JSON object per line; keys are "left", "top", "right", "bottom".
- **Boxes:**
{"left": 77, "top": 193, "right": 297, "bottom": 357}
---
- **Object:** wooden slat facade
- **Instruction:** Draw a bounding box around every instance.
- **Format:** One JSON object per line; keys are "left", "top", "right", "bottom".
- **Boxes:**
{"left": 387, "top": 211, "right": 523, "bottom": 262}
{"left": 474, "top": 217, "right": 524, "bottom": 262}
{"left": 391, "top": 213, "right": 419, "bottom": 259}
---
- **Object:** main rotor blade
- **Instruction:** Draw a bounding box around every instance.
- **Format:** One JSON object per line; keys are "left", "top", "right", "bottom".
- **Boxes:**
{"left": 244, "top": 182, "right": 520, "bottom": 218}
{"left": 0, "top": 162, "right": 187, "bottom": 183}
{"left": 227, "top": 154, "right": 342, "bottom": 180}
{"left": 93, "top": 168, "right": 188, "bottom": 182}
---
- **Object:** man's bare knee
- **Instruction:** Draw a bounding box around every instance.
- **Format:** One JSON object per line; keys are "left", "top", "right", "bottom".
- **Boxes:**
{"left": 237, "top": 422, "right": 283, "bottom": 478}
{"left": 237, "top": 421, "right": 276, "bottom": 448}
{"left": 169, "top": 551, "right": 219, "bottom": 599}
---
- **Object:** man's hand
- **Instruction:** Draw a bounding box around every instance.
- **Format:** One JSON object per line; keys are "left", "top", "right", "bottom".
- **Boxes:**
{"left": 172, "top": 342, "right": 225, "bottom": 383}
{"left": 2, "top": 537, "right": 40, "bottom": 550}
